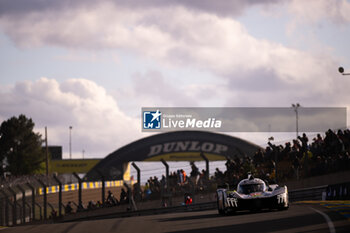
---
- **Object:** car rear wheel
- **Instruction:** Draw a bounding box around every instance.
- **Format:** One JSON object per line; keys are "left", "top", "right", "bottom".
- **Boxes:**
{"left": 278, "top": 205, "right": 289, "bottom": 211}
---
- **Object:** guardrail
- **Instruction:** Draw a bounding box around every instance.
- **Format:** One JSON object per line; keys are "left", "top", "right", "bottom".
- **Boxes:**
{"left": 288, "top": 185, "right": 327, "bottom": 202}
{"left": 326, "top": 181, "right": 350, "bottom": 200}
{"left": 60, "top": 185, "right": 330, "bottom": 223}
{"left": 272, "top": 182, "right": 349, "bottom": 203}
{"left": 61, "top": 201, "right": 218, "bottom": 222}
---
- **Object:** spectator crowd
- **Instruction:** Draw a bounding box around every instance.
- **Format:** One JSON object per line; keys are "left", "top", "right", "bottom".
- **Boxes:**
{"left": 214, "top": 129, "right": 350, "bottom": 186}
{"left": 143, "top": 128, "right": 350, "bottom": 197}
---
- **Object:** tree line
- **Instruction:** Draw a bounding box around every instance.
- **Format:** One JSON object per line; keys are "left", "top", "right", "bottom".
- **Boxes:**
{"left": 0, "top": 114, "right": 45, "bottom": 176}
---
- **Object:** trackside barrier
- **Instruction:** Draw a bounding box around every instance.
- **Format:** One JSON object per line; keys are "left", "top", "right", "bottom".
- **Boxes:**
{"left": 326, "top": 181, "right": 350, "bottom": 200}
{"left": 288, "top": 185, "right": 327, "bottom": 202}
{"left": 38, "top": 180, "right": 124, "bottom": 195}
{"left": 60, "top": 201, "right": 218, "bottom": 222}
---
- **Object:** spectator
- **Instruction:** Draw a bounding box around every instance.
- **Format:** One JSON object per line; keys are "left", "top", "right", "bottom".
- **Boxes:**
{"left": 185, "top": 195, "right": 192, "bottom": 205}
{"left": 77, "top": 203, "right": 85, "bottom": 212}
{"left": 253, "top": 149, "right": 264, "bottom": 166}
{"left": 96, "top": 200, "right": 102, "bottom": 208}
{"left": 65, "top": 201, "right": 73, "bottom": 214}
{"left": 298, "top": 133, "right": 309, "bottom": 153}
{"left": 190, "top": 162, "right": 200, "bottom": 184}
{"left": 50, "top": 209, "right": 57, "bottom": 219}
{"left": 107, "top": 190, "right": 118, "bottom": 206}
{"left": 214, "top": 168, "right": 224, "bottom": 182}
{"left": 120, "top": 188, "right": 128, "bottom": 204}
{"left": 87, "top": 201, "right": 97, "bottom": 210}
{"left": 181, "top": 169, "right": 187, "bottom": 183}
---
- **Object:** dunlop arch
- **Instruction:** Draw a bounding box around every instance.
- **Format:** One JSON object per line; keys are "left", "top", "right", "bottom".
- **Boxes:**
{"left": 85, "top": 131, "right": 261, "bottom": 180}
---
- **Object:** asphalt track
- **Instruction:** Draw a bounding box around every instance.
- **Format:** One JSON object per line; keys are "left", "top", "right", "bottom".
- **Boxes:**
{"left": 2, "top": 204, "right": 350, "bottom": 233}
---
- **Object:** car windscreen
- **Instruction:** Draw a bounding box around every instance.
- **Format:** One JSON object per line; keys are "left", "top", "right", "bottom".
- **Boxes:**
{"left": 238, "top": 183, "right": 265, "bottom": 194}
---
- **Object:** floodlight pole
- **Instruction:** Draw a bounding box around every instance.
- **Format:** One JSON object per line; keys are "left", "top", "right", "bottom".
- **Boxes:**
{"left": 292, "top": 103, "right": 300, "bottom": 138}
{"left": 45, "top": 127, "right": 49, "bottom": 176}
{"left": 69, "top": 126, "right": 73, "bottom": 159}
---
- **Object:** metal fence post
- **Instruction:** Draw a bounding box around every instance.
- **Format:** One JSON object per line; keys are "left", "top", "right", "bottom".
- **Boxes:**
{"left": 96, "top": 170, "right": 105, "bottom": 205}
{"left": 53, "top": 175, "right": 62, "bottom": 217}
{"left": 0, "top": 190, "right": 9, "bottom": 226}
{"left": 36, "top": 179, "right": 47, "bottom": 220}
{"left": 161, "top": 159, "right": 172, "bottom": 206}
{"left": 26, "top": 183, "right": 35, "bottom": 221}
{"left": 0, "top": 195, "right": 2, "bottom": 226}
{"left": 7, "top": 187, "right": 17, "bottom": 225}
{"left": 160, "top": 159, "right": 169, "bottom": 193}
{"left": 200, "top": 152, "right": 209, "bottom": 180}
{"left": 131, "top": 162, "right": 141, "bottom": 201}
{"left": 72, "top": 172, "right": 82, "bottom": 209}
{"left": 17, "top": 185, "right": 26, "bottom": 224}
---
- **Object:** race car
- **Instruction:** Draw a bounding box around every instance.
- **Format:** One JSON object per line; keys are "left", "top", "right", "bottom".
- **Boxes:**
{"left": 217, "top": 175, "right": 289, "bottom": 215}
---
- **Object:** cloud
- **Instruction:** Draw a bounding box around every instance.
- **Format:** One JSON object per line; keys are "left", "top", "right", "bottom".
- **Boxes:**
{"left": 0, "top": 78, "right": 142, "bottom": 158}
{"left": 0, "top": 2, "right": 339, "bottom": 84}
{"left": 113, "top": 69, "right": 234, "bottom": 118}
{"left": 288, "top": 0, "right": 350, "bottom": 25}
{"left": 1, "top": 2, "right": 346, "bottom": 104}
{"left": 131, "top": 70, "right": 199, "bottom": 106}
{"left": 1, "top": 0, "right": 350, "bottom": 138}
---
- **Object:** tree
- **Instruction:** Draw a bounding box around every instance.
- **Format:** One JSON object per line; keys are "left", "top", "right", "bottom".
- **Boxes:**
{"left": 0, "top": 114, "right": 45, "bottom": 176}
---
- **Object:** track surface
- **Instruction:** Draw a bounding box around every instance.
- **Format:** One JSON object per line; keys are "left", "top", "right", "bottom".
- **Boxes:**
{"left": 2, "top": 204, "right": 350, "bottom": 233}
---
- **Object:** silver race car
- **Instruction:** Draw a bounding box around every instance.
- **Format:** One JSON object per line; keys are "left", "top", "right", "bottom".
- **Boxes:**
{"left": 217, "top": 175, "right": 289, "bottom": 215}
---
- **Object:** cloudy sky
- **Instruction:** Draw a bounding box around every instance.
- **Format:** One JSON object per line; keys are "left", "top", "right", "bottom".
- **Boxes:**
{"left": 1, "top": 0, "right": 350, "bottom": 159}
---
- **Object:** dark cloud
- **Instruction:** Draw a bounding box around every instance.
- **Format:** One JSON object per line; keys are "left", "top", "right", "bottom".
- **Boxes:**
{"left": 0, "top": 0, "right": 281, "bottom": 17}
{"left": 0, "top": 0, "right": 94, "bottom": 15}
